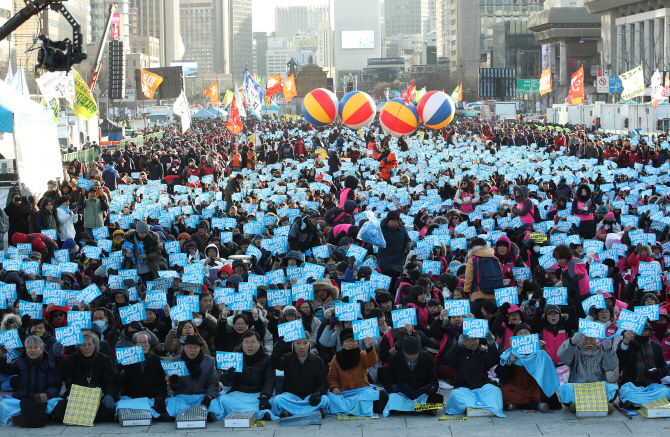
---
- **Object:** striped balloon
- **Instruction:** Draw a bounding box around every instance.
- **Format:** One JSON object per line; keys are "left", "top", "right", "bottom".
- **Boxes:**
{"left": 339, "top": 91, "right": 377, "bottom": 129}
{"left": 417, "top": 91, "right": 455, "bottom": 130}
{"left": 379, "top": 98, "right": 419, "bottom": 137}
{"left": 301, "top": 88, "right": 339, "bottom": 127}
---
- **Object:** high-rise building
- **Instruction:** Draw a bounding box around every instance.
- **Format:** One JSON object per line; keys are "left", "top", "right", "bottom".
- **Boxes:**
{"left": 91, "top": 0, "right": 129, "bottom": 44}
{"left": 253, "top": 32, "right": 268, "bottom": 78}
{"left": 317, "top": 21, "right": 334, "bottom": 70}
{"left": 127, "top": 0, "right": 182, "bottom": 67}
{"left": 180, "top": 0, "right": 229, "bottom": 75}
{"left": 384, "top": 0, "right": 429, "bottom": 37}
{"left": 229, "top": 0, "right": 253, "bottom": 81}
{"left": 333, "top": 0, "right": 382, "bottom": 72}
{"left": 275, "top": 5, "right": 329, "bottom": 37}
{"left": 266, "top": 37, "right": 292, "bottom": 77}
{"left": 436, "top": 0, "right": 456, "bottom": 64}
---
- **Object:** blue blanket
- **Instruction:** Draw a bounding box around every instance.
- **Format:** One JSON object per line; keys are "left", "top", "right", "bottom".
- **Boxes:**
{"left": 500, "top": 349, "right": 560, "bottom": 397}
{"left": 619, "top": 383, "right": 670, "bottom": 407}
{"left": 382, "top": 393, "right": 428, "bottom": 417}
{"left": 558, "top": 383, "right": 618, "bottom": 404}
{"left": 445, "top": 384, "right": 505, "bottom": 418}
{"left": 166, "top": 393, "right": 224, "bottom": 419}
{"left": 326, "top": 387, "right": 380, "bottom": 417}
{"left": 0, "top": 396, "right": 60, "bottom": 426}
{"left": 216, "top": 391, "right": 278, "bottom": 421}
{"left": 116, "top": 396, "right": 160, "bottom": 418}
{"left": 271, "top": 392, "right": 329, "bottom": 416}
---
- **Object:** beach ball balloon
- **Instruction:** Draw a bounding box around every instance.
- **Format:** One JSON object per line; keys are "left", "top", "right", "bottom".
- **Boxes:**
{"left": 418, "top": 91, "right": 455, "bottom": 130}
{"left": 301, "top": 88, "right": 339, "bottom": 127}
{"left": 379, "top": 98, "right": 419, "bottom": 137}
{"left": 339, "top": 91, "right": 377, "bottom": 129}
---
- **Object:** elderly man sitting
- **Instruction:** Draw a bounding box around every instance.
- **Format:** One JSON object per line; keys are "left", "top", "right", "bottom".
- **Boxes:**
{"left": 557, "top": 331, "right": 619, "bottom": 412}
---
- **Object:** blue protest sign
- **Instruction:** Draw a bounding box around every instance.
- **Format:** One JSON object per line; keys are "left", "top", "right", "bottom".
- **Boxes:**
{"left": 92, "top": 227, "right": 109, "bottom": 240}
{"left": 463, "top": 319, "right": 488, "bottom": 338}
{"left": 618, "top": 308, "right": 646, "bottom": 334}
{"left": 391, "top": 308, "right": 417, "bottom": 328}
{"left": 266, "top": 269, "right": 286, "bottom": 285}
{"left": 278, "top": 320, "right": 306, "bottom": 342}
{"left": 494, "top": 287, "right": 518, "bottom": 306}
{"left": 0, "top": 329, "right": 22, "bottom": 349}
{"left": 370, "top": 272, "right": 391, "bottom": 291}
{"left": 67, "top": 311, "right": 91, "bottom": 330}
{"left": 267, "top": 288, "right": 291, "bottom": 307}
{"left": 578, "top": 318, "right": 606, "bottom": 339}
{"left": 444, "top": 299, "right": 470, "bottom": 316}
{"left": 76, "top": 284, "right": 102, "bottom": 305}
{"left": 422, "top": 260, "right": 441, "bottom": 276}
{"left": 511, "top": 334, "right": 540, "bottom": 356}
{"left": 55, "top": 325, "right": 83, "bottom": 347}
{"left": 352, "top": 318, "right": 380, "bottom": 340}
{"left": 229, "top": 292, "right": 253, "bottom": 311}
{"left": 116, "top": 345, "right": 145, "bottom": 365}
{"left": 538, "top": 254, "right": 558, "bottom": 270}
{"left": 512, "top": 267, "right": 531, "bottom": 282}
{"left": 634, "top": 304, "right": 660, "bottom": 321}
{"left": 19, "top": 300, "right": 42, "bottom": 320}
{"left": 216, "top": 351, "right": 243, "bottom": 371}
{"left": 543, "top": 287, "right": 567, "bottom": 305}
{"left": 169, "top": 303, "right": 193, "bottom": 322}
{"left": 301, "top": 263, "right": 325, "bottom": 281}
{"left": 119, "top": 303, "right": 147, "bottom": 325}
{"left": 161, "top": 361, "right": 189, "bottom": 376}
{"left": 291, "top": 284, "right": 314, "bottom": 301}
{"left": 43, "top": 288, "right": 66, "bottom": 307}
{"left": 144, "top": 292, "right": 168, "bottom": 309}
{"left": 588, "top": 263, "right": 608, "bottom": 278}
{"left": 213, "top": 288, "right": 236, "bottom": 305}
{"left": 589, "top": 278, "right": 613, "bottom": 295}
{"left": 581, "top": 294, "right": 606, "bottom": 313}
{"left": 335, "top": 302, "right": 361, "bottom": 322}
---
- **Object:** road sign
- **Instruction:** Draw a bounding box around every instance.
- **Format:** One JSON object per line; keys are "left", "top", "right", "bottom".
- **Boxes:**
{"left": 609, "top": 76, "right": 622, "bottom": 93}
{"left": 596, "top": 76, "right": 609, "bottom": 93}
{"left": 516, "top": 79, "right": 540, "bottom": 94}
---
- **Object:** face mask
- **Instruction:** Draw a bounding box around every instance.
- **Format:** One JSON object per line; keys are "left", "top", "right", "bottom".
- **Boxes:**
{"left": 533, "top": 246, "right": 540, "bottom": 253}
{"left": 193, "top": 318, "right": 203, "bottom": 327}
{"left": 604, "top": 225, "right": 609, "bottom": 230}
{"left": 93, "top": 320, "right": 107, "bottom": 332}
{"left": 637, "top": 335, "right": 650, "bottom": 344}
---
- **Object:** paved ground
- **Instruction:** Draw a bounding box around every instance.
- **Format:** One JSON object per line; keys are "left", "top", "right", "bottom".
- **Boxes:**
{"left": 4, "top": 389, "right": 670, "bottom": 437}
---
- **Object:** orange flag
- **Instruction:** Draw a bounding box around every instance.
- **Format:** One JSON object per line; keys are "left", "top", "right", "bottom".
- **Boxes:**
{"left": 403, "top": 79, "right": 415, "bottom": 104}
{"left": 567, "top": 66, "right": 584, "bottom": 105}
{"left": 140, "top": 69, "right": 163, "bottom": 99}
{"left": 283, "top": 74, "right": 297, "bottom": 103}
{"left": 226, "top": 95, "right": 243, "bottom": 135}
{"left": 204, "top": 80, "right": 220, "bottom": 106}
{"left": 539, "top": 68, "right": 552, "bottom": 96}
{"left": 266, "top": 74, "right": 282, "bottom": 97}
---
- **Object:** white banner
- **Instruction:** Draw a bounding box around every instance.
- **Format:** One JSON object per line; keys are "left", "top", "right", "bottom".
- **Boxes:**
{"left": 172, "top": 90, "right": 191, "bottom": 134}
{"left": 619, "top": 63, "right": 644, "bottom": 101}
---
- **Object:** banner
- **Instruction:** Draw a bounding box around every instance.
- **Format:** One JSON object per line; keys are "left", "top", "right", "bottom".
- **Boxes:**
{"left": 36, "top": 71, "right": 74, "bottom": 105}
{"left": 222, "top": 89, "right": 233, "bottom": 106}
{"left": 172, "top": 90, "right": 191, "bottom": 134}
{"left": 140, "top": 69, "right": 163, "bottom": 99}
{"left": 619, "top": 63, "right": 644, "bottom": 101}
{"left": 283, "top": 74, "right": 297, "bottom": 103}
{"left": 403, "top": 79, "right": 415, "bottom": 104}
{"left": 204, "top": 80, "right": 219, "bottom": 106}
{"left": 539, "top": 68, "right": 552, "bottom": 96}
{"left": 70, "top": 69, "right": 97, "bottom": 120}
{"left": 651, "top": 68, "right": 664, "bottom": 109}
{"left": 243, "top": 67, "right": 265, "bottom": 120}
{"left": 233, "top": 84, "right": 246, "bottom": 118}
{"left": 266, "top": 74, "right": 282, "bottom": 97}
{"left": 567, "top": 66, "right": 584, "bottom": 105}
{"left": 451, "top": 81, "right": 462, "bottom": 103}
{"left": 226, "top": 95, "right": 243, "bottom": 135}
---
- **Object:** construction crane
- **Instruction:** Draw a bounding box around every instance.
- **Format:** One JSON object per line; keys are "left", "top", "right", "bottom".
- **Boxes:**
{"left": 87, "top": 2, "right": 118, "bottom": 92}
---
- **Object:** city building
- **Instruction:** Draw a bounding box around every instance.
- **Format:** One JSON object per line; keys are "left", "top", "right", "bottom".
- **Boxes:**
{"left": 317, "top": 21, "right": 334, "bottom": 71}
{"left": 385, "top": 0, "right": 429, "bottom": 37}
{"left": 128, "top": 0, "right": 182, "bottom": 67}
{"left": 435, "top": 0, "right": 456, "bottom": 64}
{"left": 333, "top": 0, "right": 383, "bottom": 75}
{"left": 90, "top": 0, "right": 128, "bottom": 44}
{"left": 0, "top": 0, "right": 13, "bottom": 79}
{"left": 129, "top": 35, "right": 160, "bottom": 66}
{"left": 229, "top": 0, "right": 252, "bottom": 81}
{"left": 180, "top": 0, "right": 229, "bottom": 76}
{"left": 253, "top": 31, "right": 268, "bottom": 77}
{"left": 275, "top": 5, "right": 329, "bottom": 37}
{"left": 266, "top": 37, "right": 292, "bottom": 77}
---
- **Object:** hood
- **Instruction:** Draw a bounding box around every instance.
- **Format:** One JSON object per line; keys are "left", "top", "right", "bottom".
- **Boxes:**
{"left": 1, "top": 313, "right": 21, "bottom": 331}
{"left": 218, "top": 264, "right": 234, "bottom": 278}
{"left": 466, "top": 245, "right": 495, "bottom": 259}
{"left": 344, "top": 175, "right": 359, "bottom": 189}
{"left": 11, "top": 233, "right": 28, "bottom": 245}
{"left": 313, "top": 280, "right": 339, "bottom": 301}
{"left": 113, "top": 230, "right": 125, "bottom": 239}
{"left": 514, "top": 185, "right": 529, "bottom": 202}
{"left": 494, "top": 236, "right": 519, "bottom": 263}
{"left": 576, "top": 183, "right": 592, "bottom": 202}
{"left": 204, "top": 243, "right": 219, "bottom": 258}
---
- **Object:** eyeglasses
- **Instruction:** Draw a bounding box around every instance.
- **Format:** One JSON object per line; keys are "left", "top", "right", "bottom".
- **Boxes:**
{"left": 80, "top": 343, "right": 95, "bottom": 348}
{"left": 343, "top": 338, "right": 358, "bottom": 344}
{"left": 134, "top": 341, "right": 149, "bottom": 345}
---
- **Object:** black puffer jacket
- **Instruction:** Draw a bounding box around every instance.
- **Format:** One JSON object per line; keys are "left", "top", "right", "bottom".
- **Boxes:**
{"left": 118, "top": 352, "right": 168, "bottom": 399}
{"left": 443, "top": 342, "right": 500, "bottom": 390}
{"left": 270, "top": 339, "right": 328, "bottom": 399}
{"left": 221, "top": 347, "right": 276, "bottom": 398}
{"left": 56, "top": 350, "right": 119, "bottom": 398}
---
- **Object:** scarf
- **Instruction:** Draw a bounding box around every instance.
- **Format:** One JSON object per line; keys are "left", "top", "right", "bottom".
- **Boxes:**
{"left": 180, "top": 349, "right": 204, "bottom": 380}
{"left": 335, "top": 347, "right": 361, "bottom": 371}
{"left": 633, "top": 337, "right": 655, "bottom": 385}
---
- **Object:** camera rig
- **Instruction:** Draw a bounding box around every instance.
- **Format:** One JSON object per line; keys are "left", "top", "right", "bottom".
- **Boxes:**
{"left": 0, "top": 0, "right": 87, "bottom": 72}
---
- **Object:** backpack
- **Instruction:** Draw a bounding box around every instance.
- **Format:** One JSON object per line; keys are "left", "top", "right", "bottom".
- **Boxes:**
{"left": 324, "top": 207, "right": 349, "bottom": 226}
{"left": 470, "top": 256, "right": 503, "bottom": 295}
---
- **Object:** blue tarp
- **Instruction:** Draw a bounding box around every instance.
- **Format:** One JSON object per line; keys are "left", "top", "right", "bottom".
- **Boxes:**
{"left": 192, "top": 109, "right": 216, "bottom": 119}
{"left": 0, "top": 78, "right": 54, "bottom": 133}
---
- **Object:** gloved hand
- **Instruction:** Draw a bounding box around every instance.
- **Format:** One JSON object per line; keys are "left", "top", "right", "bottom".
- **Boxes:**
{"left": 172, "top": 319, "right": 179, "bottom": 331}
{"left": 258, "top": 396, "right": 271, "bottom": 411}
{"left": 500, "top": 302, "right": 511, "bottom": 315}
{"left": 648, "top": 368, "right": 661, "bottom": 379}
{"left": 570, "top": 331, "right": 585, "bottom": 346}
{"left": 53, "top": 342, "right": 64, "bottom": 358}
{"left": 34, "top": 393, "right": 48, "bottom": 403}
{"left": 601, "top": 339, "right": 613, "bottom": 351}
{"left": 329, "top": 316, "right": 339, "bottom": 329}
{"left": 169, "top": 374, "right": 180, "bottom": 392}
{"left": 635, "top": 242, "right": 642, "bottom": 254}
{"left": 458, "top": 334, "right": 470, "bottom": 347}
{"left": 226, "top": 367, "right": 236, "bottom": 377}
{"left": 102, "top": 395, "right": 116, "bottom": 409}
{"left": 588, "top": 305, "right": 598, "bottom": 319}
{"left": 20, "top": 314, "right": 31, "bottom": 328}
{"left": 486, "top": 332, "right": 496, "bottom": 346}
{"left": 348, "top": 256, "right": 356, "bottom": 268}
{"left": 308, "top": 393, "right": 322, "bottom": 407}
{"left": 201, "top": 396, "right": 213, "bottom": 408}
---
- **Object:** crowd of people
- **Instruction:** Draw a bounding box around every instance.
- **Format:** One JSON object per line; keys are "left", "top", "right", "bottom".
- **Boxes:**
{"left": 1, "top": 114, "right": 670, "bottom": 427}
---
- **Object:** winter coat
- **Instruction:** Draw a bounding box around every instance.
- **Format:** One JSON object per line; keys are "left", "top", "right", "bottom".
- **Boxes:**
{"left": 56, "top": 205, "right": 78, "bottom": 240}
{"left": 383, "top": 351, "right": 439, "bottom": 394}
{"left": 221, "top": 347, "right": 276, "bottom": 398}
{"left": 172, "top": 353, "right": 219, "bottom": 398}
{"left": 79, "top": 195, "right": 108, "bottom": 229}
{"left": 33, "top": 208, "right": 58, "bottom": 234}
{"left": 327, "top": 347, "right": 378, "bottom": 391}
{"left": 121, "top": 230, "right": 161, "bottom": 279}
{"left": 147, "top": 160, "right": 164, "bottom": 180}
{"left": 119, "top": 352, "right": 168, "bottom": 399}
{"left": 288, "top": 215, "right": 320, "bottom": 252}
{"left": 312, "top": 280, "right": 339, "bottom": 308}
{"left": 102, "top": 165, "right": 119, "bottom": 190}
{"left": 214, "top": 315, "right": 266, "bottom": 352}
{"left": 377, "top": 218, "right": 412, "bottom": 272}
{"left": 617, "top": 339, "right": 668, "bottom": 386}
{"left": 443, "top": 343, "right": 500, "bottom": 390}
{"left": 224, "top": 177, "right": 241, "bottom": 208}
{"left": 557, "top": 338, "right": 618, "bottom": 383}
{"left": 464, "top": 245, "right": 501, "bottom": 300}
{"left": 271, "top": 347, "right": 328, "bottom": 399}
{"left": 56, "top": 350, "right": 119, "bottom": 398}
{"left": 0, "top": 352, "right": 60, "bottom": 400}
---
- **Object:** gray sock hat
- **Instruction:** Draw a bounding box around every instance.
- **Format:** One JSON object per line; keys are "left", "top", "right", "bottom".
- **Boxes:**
{"left": 136, "top": 220, "right": 150, "bottom": 233}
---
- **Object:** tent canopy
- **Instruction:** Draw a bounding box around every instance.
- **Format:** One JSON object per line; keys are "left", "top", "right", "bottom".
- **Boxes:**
{"left": 192, "top": 108, "right": 216, "bottom": 119}
{"left": 0, "top": 79, "right": 54, "bottom": 133}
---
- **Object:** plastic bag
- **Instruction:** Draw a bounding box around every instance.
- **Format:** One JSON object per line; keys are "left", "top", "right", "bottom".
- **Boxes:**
{"left": 357, "top": 210, "right": 387, "bottom": 248}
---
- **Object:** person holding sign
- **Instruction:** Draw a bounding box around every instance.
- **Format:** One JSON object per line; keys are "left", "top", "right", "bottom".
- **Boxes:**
{"left": 617, "top": 322, "right": 669, "bottom": 409}
{"left": 215, "top": 309, "right": 266, "bottom": 352}
{"left": 496, "top": 324, "right": 561, "bottom": 413}
{"left": 0, "top": 336, "right": 61, "bottom": 427}
{"left": 571, "top": 184, "right": 597, "bottom": 239}
{"left": 76, "top": 183, "right": 108, "bottom": 238}
{"left": 165, "top": 320, "right": 211, "bottom": 357}
{"left": 383, "top": 336, "right": 442, "bottom": 416}
{"left": 219, "top": 331, "right": 277, "bottom": 421}
{"left": 492, "top": 303, "right": 527, "bottom": 352}
{"left": 52, "top": 331, "right": 119, "bottom": 423}
{"left": 121, "top": 221, "right": 161, "bottom": 282}
{"left": 553, "top": 244, "right": 590, "bottom": 310}
{"left": 557, "top": 330, "right": 619, "bottom": 412}
{"left": 117, "top": 332, "right": 169, "bottom": 420}
{"left": 494, "top": 236, "right": 526, "bottom": 287}
{"left": 327, "top": 328, "right": 387, "bottom": 416}
{"left": 530, "top": 304, "right": 578, "bottom": 365}
{"left": 270, "top": 333, "right": 329, "bottom": 418}
{"left": 168, "top": 335, "right": 220, "bottom": 422}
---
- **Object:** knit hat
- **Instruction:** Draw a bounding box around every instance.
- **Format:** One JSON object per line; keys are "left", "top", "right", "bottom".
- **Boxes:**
{"left": 56, "top": 196, "right": 70, "bottom": 207}
{"left": 513, "top": 323, "right": 532, "bottom": 336}
{"left": 402, "top": 336, "right": 421, "bottom": 354}
{"left": 136, "top": 220, "right": 150, "bottom": 233}
{"left": 604, "top": 212, "right": 615, "bottom": 221}
{"left": 386, "top": 211, "right": 400, "bottom": 222}
{"left": 340, "top": 328, "right": 355, "bottom": 344}
{"left": 597, "top": 205, "right": 609, "bottom": 215}
{"left": 282, "top": 305, "right": 298, "bottom": 319}
{"left": 177, "top": 233, "right": 191, "bottom": 241}
{"left": 62, "top": 238, "right": 78, "bottom": 252}
{"left": 253, "top": 234, "right": 263, "bottom": 241}
{"left": 343, "top": 200, "right": 357, "bottom": 214}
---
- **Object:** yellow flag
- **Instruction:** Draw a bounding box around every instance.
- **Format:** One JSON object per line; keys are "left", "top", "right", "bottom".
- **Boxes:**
{"left": 222, "top": 90, "right": 233, "bottom": 106}
{"left": 140, "top": 69, "right": 163, "bottom": 99}
{"left": 69, "top": 70, "right": 97, "bottom": 120}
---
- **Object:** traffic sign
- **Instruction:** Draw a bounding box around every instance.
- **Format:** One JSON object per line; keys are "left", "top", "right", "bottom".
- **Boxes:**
{"left": 596, "top": 76, "right": 609, "bottom": 93}
{"left": 516, "top": 79, "right": 540, "bottom": 94}
{"left": 609, "top": 76, "right": 622, "bottom": 93}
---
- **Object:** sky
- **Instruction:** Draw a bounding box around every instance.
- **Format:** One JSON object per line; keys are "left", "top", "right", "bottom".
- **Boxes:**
{"left": 252, "top": 0, "right": 330, "bottom": 33}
